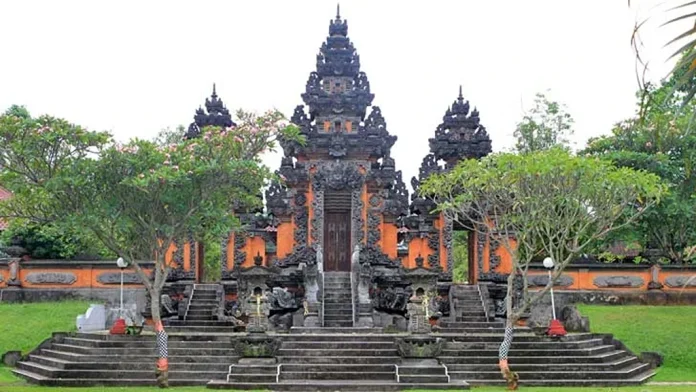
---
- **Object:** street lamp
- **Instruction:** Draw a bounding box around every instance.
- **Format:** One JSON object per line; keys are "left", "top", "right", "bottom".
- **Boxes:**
{"left": 116, "top": 257, "right": 128, "bottom": 317}
{"left": 543, "top": 257, "right": 567, "bottom": 336}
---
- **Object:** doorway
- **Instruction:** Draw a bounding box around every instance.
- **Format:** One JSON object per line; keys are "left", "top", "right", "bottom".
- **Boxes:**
{"left": 323, "top": 190, "right": 352, "bottom": 272}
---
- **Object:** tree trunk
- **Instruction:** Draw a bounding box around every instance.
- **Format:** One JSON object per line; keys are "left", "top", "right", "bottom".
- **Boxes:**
{"left": 498, "top": 272, "right": 519, "bottom": 390}
{"left": 151, "top": 289, "right": 169, "bottom": 388}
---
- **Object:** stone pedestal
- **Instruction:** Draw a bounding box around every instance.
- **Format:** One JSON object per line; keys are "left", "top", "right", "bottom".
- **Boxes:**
{"left": 246, "top": 295, "right": 270, "bottom": 333}
{"left": 7, "top": 259, "right": 21, "bottom": 287}
{"left": 303, "top": 302, "right": 320, "bottom": 327}
{"left": 356, "top": 303, "right": 374, "bottom": 327}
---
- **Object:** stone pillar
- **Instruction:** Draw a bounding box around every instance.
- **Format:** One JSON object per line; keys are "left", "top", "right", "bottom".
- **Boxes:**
{"left": 246, "top": 294, "right": 270, "bottom": 333}
{"left": 7, "top": 259, "right": 21, "bottom": 287}
{"left": 406, "top": 295, "right": 431, "bottom": 334}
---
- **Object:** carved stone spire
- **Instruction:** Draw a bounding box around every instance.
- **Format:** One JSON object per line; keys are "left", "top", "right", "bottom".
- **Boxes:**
{"left": 184, "top": 84, "right": 236, "bottom": 140}
{"left": 429, "top": 87, "right": 492, "bottom": 165}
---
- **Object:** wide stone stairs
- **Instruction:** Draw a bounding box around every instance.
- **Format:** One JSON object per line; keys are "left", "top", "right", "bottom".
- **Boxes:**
{"left": 322, "top": 272, "right": 353, "bottom": 327}
{"left": 436, "top": 285, "right": 655, "bottom": 387}
{"left": 165, "top": 283, "right": 239, "bottom": 333}
{"left": 213, "top": 329, "right": 466, "bottom": 391}
{"left": 13, "top": 332, "right": 237, "bottom": 386}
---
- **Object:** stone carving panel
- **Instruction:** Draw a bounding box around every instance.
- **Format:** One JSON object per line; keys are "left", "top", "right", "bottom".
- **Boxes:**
{"left": 665, "top": 276, "right": 696, "bottom": 288}
{"left": 310, "top": 189, "right": 324, "bottom": 249}
{"left": 97, "top": 272, "right": 142, "bottom": 285}
{"left": 352, "top": 189, "right": 365, "bottom": 245}
{"left": 593, "top": 275, "right": 644, "bottom": 288}
{"left": 293, "top": 192, "right": 309, "bottom": 247}
{"left": 528, "top": 274, "right": 574, "bottom": 287}
{"left": 25, "top": 272, "right": 77, "bottom": 285}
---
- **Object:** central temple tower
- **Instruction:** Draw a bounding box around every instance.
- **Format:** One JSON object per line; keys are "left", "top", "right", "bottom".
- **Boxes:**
{"left": 272, "top": 7, "right": 409, "bottom": 273}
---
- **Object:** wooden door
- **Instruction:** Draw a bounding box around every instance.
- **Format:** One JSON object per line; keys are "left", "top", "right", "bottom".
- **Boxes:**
{"left": 324, "top": 212, "right": 351, "bottom": 271}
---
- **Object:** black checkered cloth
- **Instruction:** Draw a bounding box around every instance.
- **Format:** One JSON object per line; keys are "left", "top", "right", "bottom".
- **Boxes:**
{"left": 499, "top": 324, "right": 514, "bottom": 361}
{"left": 156, "top": 329, "right": 168, "bottom": 359}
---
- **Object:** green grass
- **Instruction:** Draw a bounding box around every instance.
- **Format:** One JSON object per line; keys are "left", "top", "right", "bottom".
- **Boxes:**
{"left": 0, "top": 300, "right": 92, "bottom": 354}
{"left": 579, "top": 305, "right": 696, "bottom": 382}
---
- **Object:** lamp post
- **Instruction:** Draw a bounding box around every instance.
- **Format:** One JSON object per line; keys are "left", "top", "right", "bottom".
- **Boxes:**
{"left": 543, "top": 257, "right": 567, "bottom": 336}
{"left": 116, "top": 257, "right": 128, "bottom": 317}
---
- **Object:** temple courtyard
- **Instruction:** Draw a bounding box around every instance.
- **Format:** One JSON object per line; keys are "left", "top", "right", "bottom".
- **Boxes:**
{"left": 1, "top": 301, "right": 695, "bottom": 391}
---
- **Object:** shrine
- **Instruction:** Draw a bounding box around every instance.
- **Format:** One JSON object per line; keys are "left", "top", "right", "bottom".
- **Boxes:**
{"left": 172, "top": 7, "right": 499, "bottom": 331}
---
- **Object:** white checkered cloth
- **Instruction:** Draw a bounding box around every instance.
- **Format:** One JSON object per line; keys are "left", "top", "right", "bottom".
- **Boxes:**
{"left": 156, "top": 329, "right": 168, "bottom": 359}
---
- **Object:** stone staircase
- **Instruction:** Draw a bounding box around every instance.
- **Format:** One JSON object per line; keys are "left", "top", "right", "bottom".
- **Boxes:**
{"left": 165, "top": 283, "right": 239, "bottom": 333}
{"left": 322, "top": 272, "right": 353, "bottom": 327}
{"left": 437, "top": 284, "right": 655, "bottom": 387}
{"left": 213, "top": 329, "right": 467, "bottom": 391}
{"left": 12, "top": 283, "right": 656, "bottom": 388}
{"left": 12, "top": 332, "right": 236, "bottom": 386}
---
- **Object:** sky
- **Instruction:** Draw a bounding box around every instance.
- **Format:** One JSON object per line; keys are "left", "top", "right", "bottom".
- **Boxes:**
{"left": 0, "top": 0, "right": 687, "bottom": 189}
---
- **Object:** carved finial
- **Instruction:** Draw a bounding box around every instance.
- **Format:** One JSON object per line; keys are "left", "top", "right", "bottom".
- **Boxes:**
{"left": 212, "top": 83, "right": 217, "bottom": 98}
{"left": 336, "top": 3, "right": 341, "bottom": 19}
{"left": 458, "top": 85, "right": 463, "bottom": 100}
{"left": 254, "top": 251, "right": 263, "bottom": 266}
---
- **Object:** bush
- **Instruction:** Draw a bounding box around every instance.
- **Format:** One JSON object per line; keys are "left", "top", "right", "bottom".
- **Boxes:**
{"left": 0, "top": 222, "right": 115, "bottom": 260}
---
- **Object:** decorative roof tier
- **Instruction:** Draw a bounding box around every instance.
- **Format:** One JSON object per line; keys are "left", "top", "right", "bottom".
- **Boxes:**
{"left": 428, "top": 86, "right": 492, "bottom": 165}
{"left": 184, "top": 84, "right": 236, "bottom": 140}
{"left": 280, "top": 8, "right": 395, "bottom": 161}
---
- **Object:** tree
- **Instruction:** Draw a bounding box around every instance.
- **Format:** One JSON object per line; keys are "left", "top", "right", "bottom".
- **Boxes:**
{"left": 583, "top": 69, "right": 696, "bottom": 263}
{"left": 420, "top": 148, "right": 664, "bottom": 388}
{"left": 154, "top": 125, "right": 187, "bottom": 147}
{"left": 0, "top": 107, "right": 300, "bottom": 387}
{"left": 513, "top": 92, "right": 575, "bottom": 153}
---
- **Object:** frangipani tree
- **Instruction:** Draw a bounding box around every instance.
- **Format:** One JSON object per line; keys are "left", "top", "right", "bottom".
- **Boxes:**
{"left": 0, "top": 106, "right": 300, "bottom": 387}
{"left": 420, "top": 148, "right": 664, "bottom": 388}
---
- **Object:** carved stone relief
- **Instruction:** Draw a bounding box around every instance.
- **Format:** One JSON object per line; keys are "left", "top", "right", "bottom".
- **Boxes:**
{"left": 528, "top": 274, "right": 574, "bottom": 287}
{"left": 444, "top": 216, "right": 454, "bottom": 278}
{"left": 352, "top": 189, "right": 365, "bottom": 245}
{"left": 593, "top": 275, "right": 644, "bottom": 288}
{"left": 97, "top": 272, "right": 142, "bottom": 285}
{"left": 665, "top": 275, "right": 696, "bottom": 288}
{"left": 25, "top": 272, "right": 77, "bottom": 285}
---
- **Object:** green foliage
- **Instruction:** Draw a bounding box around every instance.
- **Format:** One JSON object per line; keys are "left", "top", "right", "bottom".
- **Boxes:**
{"left": 583, "top": 67, "right": 696, "bottom": 263}
{"left": 452, "top": 231, "right": 469, "bottom": 283}
{"left": 0, "top": 221, "right": 115, "bottom": 260}
{"left": 579, "top": 305, "right": 696, "bottom": 382}
{"left": 153, "top": 125, "right": 186, "bottom": 147}
{"left": 202, "top": 235, "right": 222, "bottom": 282}
{"left": 421, "top": 148, "right": 665, "bottom": 320}
{"left": 0, "top": 106, "right": 300, "bottom": 319}
{"left": 513, "top": 92, "right": 575, "bottom": 153}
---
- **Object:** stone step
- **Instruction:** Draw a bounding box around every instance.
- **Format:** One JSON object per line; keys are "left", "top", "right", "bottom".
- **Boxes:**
{"left": 323, "top": 303, "right": 353, "bottom": 310}
{"left": 281, "top": 341, "right": 395, "bottom": 350}
{"left": 61, "top": 337, "right": 235, "bottom": 349}
{"left": 452, "top": 362, "right": 651, "bottom": 380}
{"left": 29, "top": 355, "right": 231, "bottom": 371}
{"left": 438, "top": 350, "right": 630, "bottom": 365}
{"left": 228, "top": 365, "right": 278, "bottom": 374}
{"left": 281, "top": 371, "right": 396, "bottom": 381}
{"left": 324, "top": 322, "right": 354, "bottom": 328}
{"left": 12, "top": 368, "right": 219, "bottom": 387}
{"left": 439, "top": 345, "right": 616, "bottom": 357}
{"left": 279, "top": 356, "right": 401, "bottom": 365}
{"left": 463, "top": 372, "right": 654, "bottom": 387}
{"left": 163, "top": 326, "right": 241, "bottom": 333}
{"left": 166, "top": 320, "right": 240, "bottom": 327}
{"left": 207, "top": 380, "right": 470, "bottom": 391}
{"left": 278, "top": 364, "right": 397, "bottom": 373}
{"left": 280, "top": 334, "right": 404, "bottom": 342}
{"left": 444, "top": 356, "right": 640, "bottom": 372}
{"left": 278, "top": 348, "right": 398, "bottom": 357}
{"left": 323, "top": 315, "right": 353, "bottom": 321}
{"left": 290, "top": 327, "right": 383, "bottom": 334}
{"left": 188, "top": 303, "right": 219, "bottom": 309}
{"left": 16, "top": 361, "right": 226, "bottom": 380}
{"left": 440, "top": 321, "right": 502, "bottom": 328}
{"left": 72, "top": 332, "right": 233, "bottom": 342}
{"left": 437, "top": 333, "right": 596, "bottom": 342}
{"left": 40, "top": 349, "right": 238, "bottom": 363}
{"left": 454, "top": 308, "right": 486, "bottom": 314}
{"left": 226, "top": 373, "right": 278, "bottom": 383}
{"left": 50, "top": 343, "right": 235, "bottom": 356}
{"left": 454, "top": 316, "right": 489, "bottom": 322}
{"left": 399, "top": 374, "right": 451, "bottom": 384}
{"left": 192, "top": 293, "right": 217, "bottom": 299}
{"left": 445, "top": 338, "right": 607, "bottom": 350}
{"left": 436, "top": 327, "right": 516, "bottom": 334}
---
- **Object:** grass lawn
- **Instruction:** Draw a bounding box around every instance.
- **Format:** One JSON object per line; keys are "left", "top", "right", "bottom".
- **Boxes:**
{"left": 579, "top": 305, "right": 696, "bottom": 382}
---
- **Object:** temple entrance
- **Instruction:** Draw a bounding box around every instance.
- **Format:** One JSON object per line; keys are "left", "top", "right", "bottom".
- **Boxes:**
{"left": 324, "top": 190, "right": 352, "bottom": 272}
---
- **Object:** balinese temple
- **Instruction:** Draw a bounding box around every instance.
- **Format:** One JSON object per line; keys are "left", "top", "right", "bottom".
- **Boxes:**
{"left": 169, "top": 8, "right": 505, "bottom": 329}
